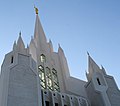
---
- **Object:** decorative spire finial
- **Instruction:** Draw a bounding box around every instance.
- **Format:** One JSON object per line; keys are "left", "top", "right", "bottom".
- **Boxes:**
{"left": 19, "top": 31, "right": 21, "bottom": 36}
{"left": 34, "top": 6, "right": 38, "bottom": 14}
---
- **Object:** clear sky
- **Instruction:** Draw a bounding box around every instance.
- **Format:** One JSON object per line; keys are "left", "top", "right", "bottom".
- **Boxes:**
{"left": 0, "top": 0, "right": 120, "bottom": 88}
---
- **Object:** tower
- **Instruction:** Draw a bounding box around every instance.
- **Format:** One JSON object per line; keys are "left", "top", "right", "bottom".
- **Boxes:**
{"left": 85, "top": 55, "right": 120, "bottom": 106}
{"left": 0, "top": 33, "right": 42, "bottom": 106}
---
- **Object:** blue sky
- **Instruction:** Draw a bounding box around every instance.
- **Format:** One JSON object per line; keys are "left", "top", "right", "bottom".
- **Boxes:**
{"left": 0, "top": 0, "right": 120, "bottom": 88}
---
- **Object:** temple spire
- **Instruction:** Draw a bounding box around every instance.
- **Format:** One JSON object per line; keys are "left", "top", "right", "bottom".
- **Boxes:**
{"left": 33, "top": 8, "right": 47, "bottom": 50}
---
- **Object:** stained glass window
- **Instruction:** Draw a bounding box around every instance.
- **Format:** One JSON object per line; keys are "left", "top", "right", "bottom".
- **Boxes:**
{"left": 38, "top": 65, "right": 46, "bottom": 89}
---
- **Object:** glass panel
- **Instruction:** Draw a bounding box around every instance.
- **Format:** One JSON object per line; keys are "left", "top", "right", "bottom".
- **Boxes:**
{"left": 38, "top": 65, "right": 45, "bottom": 81}
{"left": 52, "top": 73, "right": 58, "bottom": 83}
{"left": 52, "top": 68, "right": 57, "bottom": 74}
{"left": 38, "top": 65, "right": 46, "bottom": 89}
{"left": 47, "top": 78, "right": 52, "bottom": 86}
{"left": 41, "top": 81, "right": 46, "bottom": 89}
{"left": 52, "top": 69, "right": 58, "bottom": 83}
{"left": 39, "top": 71, "right": 45, "bottom": 81}
{"left": 38, "top": 65, "right": 44, "bottom": 71}
{"left": 46, "top": 67, "right": 53, "bottom": 90}
{"left": 54, "top": 82, "right": 60, "bottom": 91}
{"left": 52, "top": 69, "right": 60, "bottom": 92}
{"left": 46, "top": 67, "right": 51, "bottom": 78}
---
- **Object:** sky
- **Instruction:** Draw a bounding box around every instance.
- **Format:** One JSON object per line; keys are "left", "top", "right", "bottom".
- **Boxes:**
{"left": 0, "top": 0, "right": 120, "bottom": 88}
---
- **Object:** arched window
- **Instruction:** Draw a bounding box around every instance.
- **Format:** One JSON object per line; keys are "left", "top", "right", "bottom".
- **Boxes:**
{"left": 40, "top": 54, "right": 46, "bottom": 63}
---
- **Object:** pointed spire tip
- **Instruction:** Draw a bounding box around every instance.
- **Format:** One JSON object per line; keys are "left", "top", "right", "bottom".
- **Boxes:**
{"left": 87, "top": 51, "right": 90, "bottom": 56}
{"left": 19, "top": 31, "right": 21, "bottom": 36}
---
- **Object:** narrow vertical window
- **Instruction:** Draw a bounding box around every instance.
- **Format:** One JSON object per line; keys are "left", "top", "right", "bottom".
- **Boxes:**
{"left": 97, "top": 78, "right": 101, "bottom": 85}
{"left": 46, "top": 67, "right": 53, "bottom": 90}
{"left": 38, "top": 65, "right": 46, "bottom": 89}
{"left": 11, "top": 56, "right": 14, "bottom": 63}
{"left": 40, "top": 54, "right": 46, "bottom": 63}
{"left": 52, "top": 68, "right": 60, "bottom": 92}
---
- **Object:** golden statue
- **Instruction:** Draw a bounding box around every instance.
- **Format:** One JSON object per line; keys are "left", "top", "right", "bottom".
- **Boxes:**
{"left": 34, "top": 6, "right": 38, "bottom": 14}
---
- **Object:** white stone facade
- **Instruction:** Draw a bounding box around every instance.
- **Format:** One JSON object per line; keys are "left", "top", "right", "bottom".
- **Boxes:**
{"left": 0, "top": 12, "right": 120, "bottom": 106}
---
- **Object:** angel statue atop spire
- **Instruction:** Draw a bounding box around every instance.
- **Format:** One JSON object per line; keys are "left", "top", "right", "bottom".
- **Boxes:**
{"left": 34, "top": 6, "right": 38, "bottom": 14}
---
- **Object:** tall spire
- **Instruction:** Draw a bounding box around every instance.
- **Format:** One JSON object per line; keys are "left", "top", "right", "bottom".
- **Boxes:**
{"left": 33, "top": 7, "right": 47, "bottom": 50}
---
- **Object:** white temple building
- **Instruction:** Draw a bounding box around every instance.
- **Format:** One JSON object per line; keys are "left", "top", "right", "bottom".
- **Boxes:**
{"left": 0, "top": 8, "right": 120, "bottom": 106}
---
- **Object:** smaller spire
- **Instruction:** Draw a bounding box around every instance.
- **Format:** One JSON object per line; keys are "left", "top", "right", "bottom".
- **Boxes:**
{"left": 49, "top": 39, "right": 54, "bottom": 52}
{"left": 13, "top": 41, "right": 17, "bottom": 50}
{"left": 58, "top": 43, "right": 62, "bottom": 50}
{"left": 101, "top": 65, "right": 106, "bottom": 74}
{"left": 17, "top": 32, "right": 25, "bottom": 51}
{"left": 58, "top": 43, "right": 64, "bottom": 53}
{"left": 34, "top": 6, "right": 38, "bottom": 14}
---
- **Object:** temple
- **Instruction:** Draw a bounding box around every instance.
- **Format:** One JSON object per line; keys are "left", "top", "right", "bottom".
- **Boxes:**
{"left": 0, "top": 8, "right": 120, "bottom": 106}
